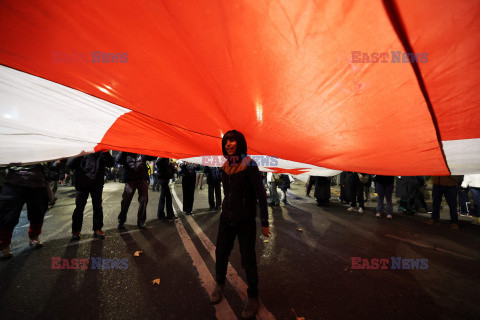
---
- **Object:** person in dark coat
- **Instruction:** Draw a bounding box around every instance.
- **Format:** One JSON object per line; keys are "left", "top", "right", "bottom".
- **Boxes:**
{"left": 156, "top": 158, "right": 176, "bottom": 220}
{"left": 210, "top": 130, "right": 270, "bottom": 319}
{"left": 116, "top": 152, "right": 156, "bottom": 229}
{"left": 347, "top": 172, "right": 365, "bottom": 213}
{"left": 339, "top": 172, "right": 351, "bottom": 203}
{"left": 305, "top": 175, "right": 317, "bottom": 197}
{"left": 67, "top": 151, "right": 115, "bottom": 240}
{"left": 413, "top": 176, "right": 429, "bottom": 213}
{"left": 179, "top": 162, "right": 198, "bottom": 215}
{"left": 374, "top": 175, "right": 394, "bottom": 219}
{"left": 0, "top": 164, "right": 48, "bottom": 259}
{"left": 204, "top": 166, "right": 222, "bottom": 211}
{"left": 278, "top": 174, "right": 291, "bottom": 204}
{"left": 314, "top": 176, "right": 331, "bottom": 206}
{"left": 117, "top": 165, "right": 125, "bottom": 183}
{"left": 396, "top": 176, "right": 425, "bottom": 215}
{"left": 362, "top": 174, "right": 373, "bottom": 201}
{"left": 456, "top": 175, "right": 470, "bottom": 215}
{"left": 428, "top": 175, "right": 459, "bottom": 229}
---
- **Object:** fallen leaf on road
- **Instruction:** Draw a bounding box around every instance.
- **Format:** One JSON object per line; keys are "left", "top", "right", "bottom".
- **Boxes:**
{"left": 134, "top": 251, "right": 143, "bottom": 256}
{"left": 263, "top": 239, "right": 269, "bottom": 243}
{"left": 152, "top": 278, "right": 160, "bottom": 285}
{"left": 291, "top": 307, "right": 305, "bottom": 320}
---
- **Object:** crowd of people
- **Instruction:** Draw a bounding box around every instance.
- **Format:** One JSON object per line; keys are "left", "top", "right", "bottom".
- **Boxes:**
{"left": 1, "top": 155, "right": 480, "bottom": 255}
{"left": 1, "top": 131, "right": 480, "bottom": 317}
{"left": 306, "top": 172, "right": 480, "bottom": 230}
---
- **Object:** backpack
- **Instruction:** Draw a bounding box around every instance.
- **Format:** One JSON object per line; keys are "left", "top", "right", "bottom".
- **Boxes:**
{"left": 80, "top": 154, "right": 99, "bottom": 177}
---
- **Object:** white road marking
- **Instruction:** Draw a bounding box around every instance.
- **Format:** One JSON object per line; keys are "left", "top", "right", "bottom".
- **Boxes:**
{"left": 385, "top": 234, "right": 476, "bottom": 260}
{"left": 172, "top": 187, "right": 276, "bottom": 320}
{"left": 173, "top": 206, "right": 237, "bottom": 320}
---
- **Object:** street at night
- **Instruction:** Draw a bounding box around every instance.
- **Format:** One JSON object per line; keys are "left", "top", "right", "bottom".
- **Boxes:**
{"left": 1, "top": 180, "right": 479, "bottom": 320}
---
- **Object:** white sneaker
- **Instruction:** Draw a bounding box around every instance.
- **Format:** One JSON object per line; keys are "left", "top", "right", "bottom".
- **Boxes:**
{"left": 348, "top": 207, "right": 357, "bottom": 212}
{"left": 358, "top": 208, "right": 364, "bottom": 213}
{"left": 387, "top": 214, "right": 392, "bottom": 219}
{"left": 376, "top": 212, "right": 381, "bottom": 218}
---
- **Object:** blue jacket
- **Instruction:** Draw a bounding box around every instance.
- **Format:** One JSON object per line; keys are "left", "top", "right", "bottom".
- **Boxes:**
{"left": 204, "top": 166, "right": 222, "bottom": 185}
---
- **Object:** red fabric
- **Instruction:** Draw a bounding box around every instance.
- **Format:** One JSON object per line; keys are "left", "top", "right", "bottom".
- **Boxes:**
{"left": 0, "top": 1, "right": 477, "bottom": 175}
{"left": 394, "top": 0, "right": 480, "bottom": 141}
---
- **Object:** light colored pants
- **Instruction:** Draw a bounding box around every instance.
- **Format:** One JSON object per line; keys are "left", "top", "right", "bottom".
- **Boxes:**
{"left": 195, "top": 173, "right": 204, "bottom": 189}
{"left": 269, "top": 182, "right": 279, "bottom": 204}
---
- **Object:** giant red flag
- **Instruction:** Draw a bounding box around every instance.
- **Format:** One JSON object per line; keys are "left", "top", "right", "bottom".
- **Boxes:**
{"left": 0, "top": 0, "right": 479, "bottom": 175}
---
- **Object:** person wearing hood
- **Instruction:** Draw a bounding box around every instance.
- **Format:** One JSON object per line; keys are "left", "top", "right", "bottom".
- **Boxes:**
{"left": 210, "top": 130, "right": 270, "bottom": 319}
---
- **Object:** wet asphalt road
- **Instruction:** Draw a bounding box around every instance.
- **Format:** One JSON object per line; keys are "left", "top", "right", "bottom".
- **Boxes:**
{"left": 1, "top": 179, "right": 480, "bottom": 320}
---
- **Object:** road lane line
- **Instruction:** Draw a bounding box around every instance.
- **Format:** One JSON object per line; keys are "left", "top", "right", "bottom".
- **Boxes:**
{"left": 173, "top": 207, "right": 237, "bottom": 320}
{"left": 385, "top": 234, "right": 476, "bottom": 260}
{"left": 172, "top": 187, "right": 276, "bottom": 320}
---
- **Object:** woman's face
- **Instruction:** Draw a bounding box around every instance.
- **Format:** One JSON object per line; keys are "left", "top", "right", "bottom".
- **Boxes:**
{"left": 225, "top": 139, "right": 237, "bottom": 156}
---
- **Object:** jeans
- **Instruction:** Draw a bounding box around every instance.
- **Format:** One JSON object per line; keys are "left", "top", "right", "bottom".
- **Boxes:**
{"left": 470, "top": 188, "right": 480, "bottom": 217}
{"left": 182, "top": 178, "right": 196, "bottom": 213}
{"left": 457, "top": 187, "right": 470, "bottom": 213}
{"left": 157, "top": 179, "right": 174, "bottom": 219}
{"left": 375, "top": 182, "right": 393, "bottom": 215}
{"left": 208, "top": 182, "right": 222, "bottom": 209}
{"left": 269, "top": 182, "right": 279, "bottom": 204}
{"left": 350, "top": 180, "right": 365, "bottom": 209}
{"left": 72, "top": 184, "right": 104, "bottom": 232}
{"left": 118, "top": 179, "right": 149, "bottom": 224}
{"left": 0, "top": 183, "right": 47, "bottom": 247}
{"left": 431, "top": 185, "right": 458, "bottom": 223}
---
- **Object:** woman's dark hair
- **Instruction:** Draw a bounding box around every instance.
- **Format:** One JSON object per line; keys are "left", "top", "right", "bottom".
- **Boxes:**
{"left": 222, "top": 130, "right": 248, "bottom": 161}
